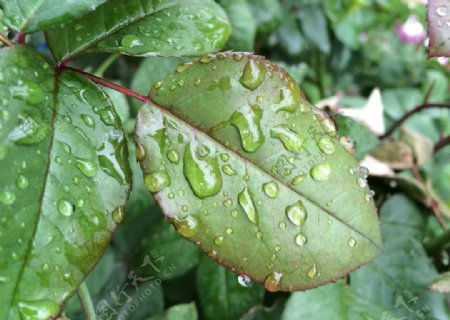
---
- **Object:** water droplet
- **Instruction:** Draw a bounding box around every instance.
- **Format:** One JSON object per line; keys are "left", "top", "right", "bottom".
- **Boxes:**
{"left": 194, "top": 78, "right": 201, "bottom": 86}
{"left": 295, "top": 233, "right": 308, "bottom": 246}
{"left": 233, "top": 53, "right": 244, "bottom": 61}
{"left": 58, "top": 199, "right": 74, "bottom": 217}
{"left": 270, "top": 125, "right": 304, "bottom": 153}
{"left": 214, "top": 236, "right": 224, "bottom": 246}
{"left": 437, "top": 5, "right": 448, "bottom": 17}
{"left": 275, "top": 245, "right": 281, "bottom": 252}
{"left": 173, "top": 215, "right": 201, "bottom": 238}
{"left": 307, "top": 264, "right": 317, "bottom": 278}
{"left": 168, "top": 192, "right": 175, "bottom": 199}
{"left": 240, "top": 60, "right": 266, "bottom": 90}
{"left": 285, "top": 201, "right": 307, "bottom": 226}
{"left": 75, "top": 159, "right": 98, "bottom": 178}
{"left": 222, "top": 164, "right": 237, "bottom": 176}
{"left": 231, "top": 209, "right": 238, "bottom": 218}
{"left": 220, "top": 153, "right": 230, "bottom": 162}
{"left": 81, "top": 114, "right": 95, "bottom": 128}
{"left": 264, "top": 272, "right": 283, "bottom": 292}
{"left": 181, "top": 205, "right": 189, "bottom": 212}
{"left": 238, "top": 187, "right": 258, "bottom": 225}
{"left": 121, "top": 34, "right": 143, "bottom": 48}
{"left": 8, "top": 113, "right": 49, "bottom": 146}
{"left": 340, "top": 136, "right": 355, "bottom": 153}
{"left": 279, "top": 221, "right": 286, "bottom": 230}
{"left": 365, "top": 190, "right": 375, "bottom": 201}
{"left": 291, "top": 173, "right": 306, "bottom": 185}
{"left": 223, "top": 199, "right": 233, "bottom": 207}
{"left": 263, "top": 181, "right": 279, "bottom": 198}
{"left": 0, "top": 190, "right": 15, "bottom": 206}
{"left": 226, "top": 227, "right": 233, "bottom": 235}
{"left": 256, "top": 231, "right": 263, "bottom": 239}
{"left": 144, "top": 171, "right": 170, "bottom": 192}
{"left": 18, "top": 300, "right": 60, "bottom": 320}
{"left": 167, "top": 150, "right": 180, "bottom": 164}
{"left": 238, "top": 274, "right": 253, "bottom": 287}
{"left": 16, "top": 175, "right": 29, "bottom": 190}
{"left": 183, "top": 142, "right": 222, "bottom": 198}
{"left": 200, "top": 55, "right": 213, "bottom": 63}
{"left": 112, "top": 207, "right": 125, "bottom": 224}
{"left": 176, "top": 62, "right": 193, "bottom": 73}
{"left": 348, "top": 238, "right": 357, "bottom": 247}
{"left": 310, "top": 163, "right": 331, "bottom": 181}
{"left": 317, "top": 136, "right": 335, "bottom": 155}
{"left": 359, "top": 166, "right": 369, "bottom": 178}
{"left": 273, "top": 80, "right": 301, "bottom": 113}
{"left": 358, "top": 177, "right": 367, "bottom": 188}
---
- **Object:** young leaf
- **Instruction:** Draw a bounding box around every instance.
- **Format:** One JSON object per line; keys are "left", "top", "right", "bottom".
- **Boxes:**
{"left": 0, "top": 46, "right": 131, "bottom": 319}
{"left": 428, "top": 0, "right": 450, "bottom": 57}
{"left": 246, "top": 0, "right": 282, "bottom": 35}
{"left": 135, "top": 53, "right": 382, "bottom": 291}
{"left": 46, "top": 0, "right": 232, "bottom": 62}
{"left": 0, "top": 0, "right": 107, "bottom": 33}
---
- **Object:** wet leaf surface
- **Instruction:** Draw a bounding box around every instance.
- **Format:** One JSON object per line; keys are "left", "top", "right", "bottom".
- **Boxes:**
{"left": 428, "top": 0, "right": 450, "bottom": 57}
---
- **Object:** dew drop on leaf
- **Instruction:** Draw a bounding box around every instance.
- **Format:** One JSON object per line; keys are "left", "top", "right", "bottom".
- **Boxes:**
{"left": 263, "top": 181, "right": 279, "bottom": 198}
{"left": 307, "top": 264, "right": 317, "bottom": 278}
{"left": 0, "top": 190, "right": 16, "bottom": 206}
{"left": 310, "top": 163, "right": 331, "bottom": 181}
{"left": 17, "top": 300, "right": 60, "bottom": 320}
{"left": 295, "top": 233, "right": 308, "bottom": 246}
{"left": 81, "top": 114, "right": 95, "bottom": 128}
{"left": 270, "top": 124, "right": 305, "bottom": 153}
{"left": 264, "top": 272, "right": 283, "bottom": 292}
{"left": 15, "top": 174, "right": 29, "bottom": 190}
{"left": 339, "top": 136, "right": 355, "bottom": 154}
{"left": 121, "top": 35, "right": 143, "bottom": 48}
{"left": 173, "top": 215, "right": 201, "bottom": 238}
{"left": 285, "top": 200, "right": 307, "bottom": 226}
{"left": 167, "top": 149, "right": 180, "bottom": 164}
{"left": 348, "top": 238, "right": 357, "bottom": 248}
{"left": 214, "top": 236, "right": 224, "bottom": 246}
{"left": 238, "top": 274, "right": 253, "bottom": 287}
{"left": 75, "top": 158, "right": 98, "bottom": 178}
{"left": 57, "top": 199, "right": 74, "bottom": 217}
{"left": 238, "top": 186, "right": 258, "bottom": 225}
{"left": 291, "top": 173, "right": 306, "bottom": 185}
{"left": 317, "top": 136, "right": 336, "bottom": 155}
{"left": 112, "top": 206, "right": 125, "bottom": 224}
{"left": 222, "top": 164, "right": 236, "bottom": 176}
{"left": 144, "top": 171, "right": 171, "bottom": 192}
{"left": 239, "top": 60, "right": 266, "bottom": 90}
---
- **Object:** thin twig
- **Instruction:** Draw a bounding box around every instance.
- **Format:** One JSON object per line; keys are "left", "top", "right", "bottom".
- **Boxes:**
{"left": 422, "top": 81, "right": 435, "bottom": 104}
{"left": 0, "top": 33, "right": 13, "bottom": 47}
{"left": 434, "top": 135, "right": 450, "bottom": 154}
{"left": 77, "top": 282, "right": 96, "bottom": 320}
{"left": 381, "top": 103, "right": 450, "bottom": 139}
{"left": 94, "top": 53, "right": 120, "bottom": 77}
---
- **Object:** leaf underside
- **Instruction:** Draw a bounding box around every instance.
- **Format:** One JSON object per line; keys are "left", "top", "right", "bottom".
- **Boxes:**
{"left": 45, "top": 0, "right": 232, "bottom": 62}
{"left": 135, "top": 52, "right": 382, "bottom": 292}
{"left": 0, "top": 46, "right": 131, "bottom": 319}
{"left": 428, "top": 0, "right": 450, "bottom": 57}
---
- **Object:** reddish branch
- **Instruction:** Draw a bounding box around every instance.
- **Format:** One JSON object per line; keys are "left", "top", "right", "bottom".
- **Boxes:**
{"left": 381, "top": 103, "right": 450, "bottom": 139}
{"left": 0, "top": 33, "right": 13, "bottom": 47}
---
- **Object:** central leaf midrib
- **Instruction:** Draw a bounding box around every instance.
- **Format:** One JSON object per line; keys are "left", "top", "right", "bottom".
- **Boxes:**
{"left": 147, "top": 102, "right": 381, "bottom": 251}
{"left": 64, "top": 0, "right": 179, "bottom": 60}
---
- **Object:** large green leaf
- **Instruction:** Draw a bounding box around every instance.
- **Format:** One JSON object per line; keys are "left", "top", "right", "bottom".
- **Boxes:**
{"left": 0, "top": 0, "right": 107, "bottom": 33}
{"left": 135, "top": 52, "right": 381, "bottom": 291}
{"left": 46, "top": 0, "right": 232, "bottom": 62}
{"left": 196, "top": 256, "right": 264, "bottom": 320}
{"left": 0, "top": 46, "right": 131, "bottom": 319}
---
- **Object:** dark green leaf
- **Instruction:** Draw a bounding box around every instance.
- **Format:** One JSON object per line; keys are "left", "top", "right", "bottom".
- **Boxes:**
{"left": 147, "top": 302, "right": 198, "bottom": 320}
{"left": 46, "top": 0, "right": 232, "bottom": 61}
{"left": 220, "top": 0, "right": 257, "bottom": 51}
{"left": 196, "top": 256, "right": 264, "bottom": 320}
{"left": 0, "top": 46, "right": 131, "bottom": 319}
{"left": 276, "top": 7, "right": 305, "bottom": 57}
{"left": 247, "top": 0, "right": 282, "bottom": 35}
{"left": 0, "top": 0, "right": 107, "bottom": 33}
{"left": 297, "top": 6, "right": 330, "bottom": 54}
{"left": 135, "top": 53, "right": 381, "bottom": 291}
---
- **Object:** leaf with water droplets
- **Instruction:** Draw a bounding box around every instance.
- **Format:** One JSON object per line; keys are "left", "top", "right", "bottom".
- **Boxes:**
{"left": 428, "top": 0, "right": 450, "bottom": 57}
{"left": 0, "top": 0, "right": 107, "bottom": 33}
{"left": 0, "top": 46, "right": 131, "bottom": 319}
{"left": 135, "top": 52, "right": 381, "bottom": 292}
{"left": 45, "top": 0, "right": 232, "bottom": 62}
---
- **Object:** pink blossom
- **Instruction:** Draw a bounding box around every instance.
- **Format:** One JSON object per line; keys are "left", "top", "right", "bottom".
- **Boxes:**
{"left": 437, "top": 57, "right": 449, "bottom": 65}
{"left": 395, "top": 15, "right": 426, "bottom": 44}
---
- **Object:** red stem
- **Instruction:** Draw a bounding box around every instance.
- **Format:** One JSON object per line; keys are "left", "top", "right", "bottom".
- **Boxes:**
{"left": 434, "top": 135, "right": 450, "bottom": 154}
{"left": 17, "top": 33, "right": 26, "bottom": 44}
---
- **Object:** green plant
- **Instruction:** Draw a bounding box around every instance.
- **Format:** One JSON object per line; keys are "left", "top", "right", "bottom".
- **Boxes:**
{"left": 1, "top": 0, "right": 449, "bottom": 319}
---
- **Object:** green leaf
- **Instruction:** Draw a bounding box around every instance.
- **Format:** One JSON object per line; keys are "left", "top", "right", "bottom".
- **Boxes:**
{"left": 196, "top": 256, "right": 264, "bottom": 320}
{"left": 135, "top": 52, "right": 381, "bottom": 291}
{"left": 147, "top": 302, "right": 198, "bottom": 320}
{"left": 241, "top": 300, "right": 286, "bottom": 320}
{"left": 0, "top": 46, "right": 131, "bottom": 319}
{"left": 297, "top": 5, "right": 331, "bottom": 54}
{"left": 430, "top": 271, "right": 450, "bottom": 293}
{"left": 428, "top": 0, "right": 450, "bottom": 57}
{"left": 0, "top": 0, "right": 107, "bottom": 33}
{"left": 46, "top": 0, "right": 232, "bottom": 62}
{"left": 351, "top": 194, "right": 450, "bottom": 319}
{"left": 276, "top": 7, "right": 305, "bottom": 57}
{"left": 219, "top": 0, "right": 257, "bottom": 51}
{"left": 281, "top": 280, "right": 387, "bottom": 319}
{"left": 247, "top": 0, "right": 282, "bottom": 35}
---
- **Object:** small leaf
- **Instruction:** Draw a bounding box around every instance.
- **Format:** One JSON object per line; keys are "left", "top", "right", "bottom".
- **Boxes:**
{"left": 0, "top": 0, "right": 107, "bottom": 33}
{"left": 148, "top": 303, "right": 198, "bottom": 320}
{"left": 297, "top": 5, "right": 331, "bottom": 54}
{"left": 135, "top": 53, "right": 381, "bottom": 291}
{"left": 247, "top": 0, "right": 282, "bottom": 35}
{"left": 430, "top": 271, "right": 450, "bottom": 293}
{"left": 196, "top": 256, "right": 264, "bottom": 320}
{"left": 46, "top": 0, "right": 232, "bottom": 61}
{"left": 0, "top": 46, "right": 131, "bottom": 319}
{"left": 428, "top": 0, "right": 450, "bottom": 57}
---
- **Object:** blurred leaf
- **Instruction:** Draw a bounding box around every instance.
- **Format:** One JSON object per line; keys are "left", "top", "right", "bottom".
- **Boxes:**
{"left": 281, "top": 280, "right": 387, "bottom": 319}
{"left": 135, "top": 53, "right": 382, "bottom": 291}
{"left": 196, "top": 256, "right": 264, "bottom": 320}
{"left": 0, "top": 46, "right": 131, "bottom": 319}
{"left": 428, "top": 0, "right": 450, "bottom": 57}
{"left": 297, "top": 5, "right": 330, "bottom": 54}
{"left": 220, "top": 0, "right": 257, "bottom": 51}
{"left": 147, "top": 302, "right": 198, "bottom": 320}
{"left": 0, "top": 0, "right": 107, "bottom": 33}
{"left": 422, "top": 70, "right": 449, "bottom": 102}
{"left": 399, "top": 127, "right": 433, "bottom": 167}
{"left": 372, "top": 140, "right": 414, "bottom": 169}
{"left": 0, "top": 8, "right": 9, "bottom": 38}
{"left": 46, "top": 0, "right": 231, "bottom": 61}
{"left": 274, "top": 62, "right": 309, "bottom": 84}
{"left": 104, "top": 86, "right": 130, "bottom": 123}
{"left": 134, "top": 219, "right": 200, "bottom": 280}
{"left": 430, "top": 271, "right": 450, "bottom": 293}
{"left": 276, "top": 7, "right": 305, "bottom": 57}
{"left": 241, "top": 299, "right": 286, "bottom": 320}
{"left": 351, "top": 194, "right": 450, "bottom": 319}
{"left": 247, "top": 0, "right": 282, "bottom": 34}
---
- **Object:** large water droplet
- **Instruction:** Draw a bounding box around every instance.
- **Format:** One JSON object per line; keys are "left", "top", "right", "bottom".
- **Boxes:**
{"left": 121, "top": 34, "right": 143, "bottom": 48}
{"left": 239, "top": 60, "right": 266, "bottom": 90}
{"left": 173, "top": 215, "right": 201, "bottom": 238}
{"left": 238, "top": 274, "right": 253, "bottom": 287}
{"left": 273, "top": 79, "right": 301, "bottom": 113}
{"left": 263, "top": 181, "right": 279, "bottom": 198}
{"left": 167, "top": 150, "right": 180, "bottom": 164}
{"left": 0, "top": 190, "right": 15, "bottom": 206}
{"left": 295, "top": 233, "right": 308, "bottom": 246}
{"left": 270, "top": 125, "right": 304, "bottom": 153}
{"left": 291, "top": 173, "right": 306, "bottom": 185}
{"left": 81, "top": 114, "right": 95, "bottom": 128}
{"left": 75, "top": 159, "right": 98, "bottom": 178}
{"left": 8, "top": 113, "right": 49, "bottom": 146}
{"left": 16, "top": 174, "right": 29, "bottom": 190}
{"left": 18, "top": 300, "right": 60, "bottom": 320}
{"left": 348, "top": 238, "right": 357, "bottom": 247}
{"left": 238, "top": 187, "right": 258, "bottom": 225}
{"left": 183, "top": 142, "right": 222, "bottom": 199}
{"left": 144, "top": 171, "right": 171, "bottom": 192}
{"left": 112, "top": 206, "right": 125, "bottom": 224}
{"left": 285, "top": 200, "right": 307, "bottom": 226}
{"left": 58, "top": 199, "right": 74, "bottom": 217}
{"left": 307, "top": 264, "right": 317, "bottom": 278}
{"left": 264, "top": 272, "right": 283, "bottom": 292}
{"left": 437, "top": 5, "right": 448, "bottom": 17}
{"left": 214, "top": 236, "right": 224, "bottom": 246}
{"left": 222, "top": 164, "right": 237, "bottom": 176}
{"left": 310, "top": 163, "right": 331, "bottom": 181}
{"left": 317, "top": 136, "right": 335, "bottom": 155}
